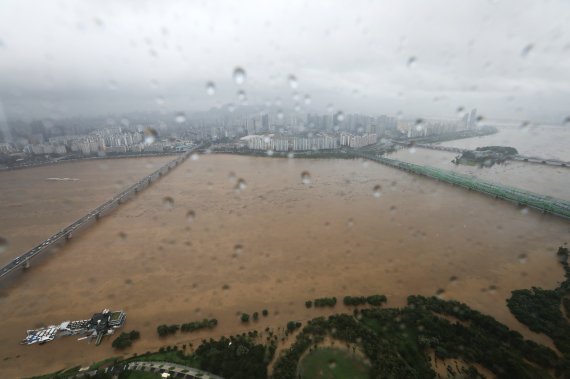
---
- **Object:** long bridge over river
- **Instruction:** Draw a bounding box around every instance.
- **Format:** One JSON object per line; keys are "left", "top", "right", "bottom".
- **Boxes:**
{"left": 0, "top": 150, "right": 194, "bottom": 281}
{"left": 392, "top": 141, "right": 570, "bottom": 167}
{"left": 352, "top": 151, "right": 570, "bottom": 220}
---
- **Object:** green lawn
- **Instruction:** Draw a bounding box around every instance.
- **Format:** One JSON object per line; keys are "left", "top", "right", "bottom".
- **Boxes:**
{"left": 298, "top": 347, "right": 369, "bottom": 379}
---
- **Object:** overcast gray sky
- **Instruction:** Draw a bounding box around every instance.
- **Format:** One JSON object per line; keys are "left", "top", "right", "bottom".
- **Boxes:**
{"left": 0, "top": 0, "right": 569, "bottom": 123}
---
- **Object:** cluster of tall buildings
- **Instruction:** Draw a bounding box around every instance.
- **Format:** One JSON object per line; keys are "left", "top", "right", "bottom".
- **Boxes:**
{"left": 245, "top": 133, "right": 378, "bottom": 151}
{"left": 187, "top": 110, "right": 399, "bottom": 142}
{"left": 461, "top": 108, "right": 478, "bottom": 129}
{"left": 245, "top": 134, "right": 339, "bottom": 151}
{"left": 339, "top": 133, "right": 378, "bottom": 148}
{"left": 399, "top": 109, "right": 477, "bottom": 139}
{"left": 20, "top": 127, "right": 165, "bottom": 156}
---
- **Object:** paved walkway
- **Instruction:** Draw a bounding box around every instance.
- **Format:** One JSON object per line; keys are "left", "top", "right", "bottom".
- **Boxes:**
{"left": 126, "top": 360, "right": 224, "bottom": 379}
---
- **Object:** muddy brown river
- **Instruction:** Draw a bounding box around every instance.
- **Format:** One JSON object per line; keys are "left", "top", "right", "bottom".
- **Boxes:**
{"left": 0, "top": 153, "right": 568, "bottom": 378}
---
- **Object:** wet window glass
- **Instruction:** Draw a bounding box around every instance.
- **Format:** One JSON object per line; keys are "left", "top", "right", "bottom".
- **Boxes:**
{"left": 0, "top": 1, "right": 569, "bottom": 378}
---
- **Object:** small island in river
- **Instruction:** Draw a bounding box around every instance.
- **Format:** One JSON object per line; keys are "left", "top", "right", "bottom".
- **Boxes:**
{"left": 453, "top": 146, "right": 519, "bottom": 167}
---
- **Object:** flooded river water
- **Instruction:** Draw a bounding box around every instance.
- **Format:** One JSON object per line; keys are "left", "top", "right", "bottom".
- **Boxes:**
{"left": 0, "top": 150, "right": 568, "bottom": 378}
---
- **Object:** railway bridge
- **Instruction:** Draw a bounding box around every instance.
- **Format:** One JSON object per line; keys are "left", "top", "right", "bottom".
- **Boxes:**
{"left": 352, "top": 151, "right": 570, "bottom": 220}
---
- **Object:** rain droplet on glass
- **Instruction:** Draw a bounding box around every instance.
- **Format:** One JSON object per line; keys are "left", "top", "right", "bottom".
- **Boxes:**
{"left": 237, "top": 90, "right": 246, "bottom": 102}
{"left": 162, "top": 196, "right": 174, "bottom": 209}
{"left": 288, "top": 74, "right": 298, "bottom": 89}
{"left": 521, "top": 43, "right": 534, "bottom": 58}
{"left": 235, "top": 178, "right": 247, "bottom": 192}
{"left": 301, "top": 171, "right": 311, "bottom": 185}
{"left": 143, "top": 127, "right": 158, "bottom": 145}
{"left": 175, "top": 112, "right": 186, "bottom": 123}
{"left": 233, "top": 67, "right": 246, "bottom": 85}
{"left": 206, "top": 81, "right": 216, "bottom": 96}
{"left": 373, "top": 185, "right": 382, "bottom": 198}
{"left": 186, "top": 210, "right": 196, "bottom": 223}
{"left": 0, "top": 236, "right": 8, "bottom": 254}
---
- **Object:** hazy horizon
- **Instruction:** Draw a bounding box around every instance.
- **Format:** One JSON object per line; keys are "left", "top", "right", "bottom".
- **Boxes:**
{"left": 1, "top": 0, "right": 569, "bottom": 125}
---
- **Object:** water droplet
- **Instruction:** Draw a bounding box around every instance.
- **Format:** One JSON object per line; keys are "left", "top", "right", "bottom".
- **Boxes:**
{"left": 186, "top": 210, "right": 196, "bottom": 223}
{"left": 336, "top": 111, "right": 345, "bottom": 122}
{"left": 228, "top": 103, "right": 236, "bottom": 113}
{"left": 449, "top": 276, "right": 458, "bottom": 283}
{"left": 562, "top": 116, "right": 570, "bottom": 126}
{"left": 327, "top": 104, "right": 334, "bottom": 113}
{"left": 288, "top": 74, "right": 298, "bottom": 89}
{"left": 206, "top": 81, "right": 216, "bottom": 95}
{"left": 328, "top": 360, "right": 337, "bottom": 369}
{"left": 191, "top": 153, "right": 199, "bottom": 161}
{"left": 456, "top": 106, "right": 465, "bottom": 118}
{"left": 301, "top": 171, "right": 311, "bottom": 185}
{"left": 162, "top": 196, "right": 174, "bottom": 209}
{"left": 0, "top": 236, "right": 8, "bottom": 254}
{"left": 373, "top": 185, "right": 382, "bottom": 198}
{"left": 228, "top": 171, "right": 237, "bottom": 183}
{"left": 346, "top": 218, "right": 354, "bottom": 228}
{"left": 143, "top": 127, "right": 158, "bottom": 145}
{"left": 237, "top": 90, "right": 246, "bottom": 102}
{"left": 476, "top": 115, "right": 484, "bottom": 126}
{"left": 435, "top": 288, "right": 445, "bottom": 298}
{"left": 287, "top": 152, "right": 295, "bottom": 159}
{"left": 277, "top": 110, "right": 284, "bottom": 120}
{"left": 518, "top": 253, "right": 528, "bottom": 264}
{"left": 520, "top": 207, "right": 529, "bottom": 215}
{"left": 407, "top": 56, "right": 417, "bottom": 67}
{"left": 521, "top": 43, "right": 534, "bottom": 57}
{"left": 175, "top": 112, "right": 186, "bottom": 123}
{"left": 415, "top": 118, "right": 424, "bottom": 131}
{"left": 304, "top": 94, "right": 311, "bottom": 105}
{"left": 233, "top": 67, "right": 246, "bottom": 85}
{"left": 235, "top": 178, "right": 247, "bottom": 192}
{"left": 266, "top": 149, "right": 274, "bottom": 156}
{"left": 409, "top": 147, "right": 417, "bottom": 154}
{"left": 107, "top": 79, "right": 118, "bottom": 91}
{"left": 519, "top": 121, "right": 530, "bottom": 131}
{"left": 234, "top": 244, "right": 244, "bottom": 256}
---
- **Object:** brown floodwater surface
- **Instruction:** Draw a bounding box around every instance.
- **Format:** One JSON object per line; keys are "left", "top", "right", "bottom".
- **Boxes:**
{"left": 0, "top": 156, "right": 174, "bottom": 265}
{"left": 0, "top": 154, "right": 569, "bottom": 378}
